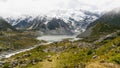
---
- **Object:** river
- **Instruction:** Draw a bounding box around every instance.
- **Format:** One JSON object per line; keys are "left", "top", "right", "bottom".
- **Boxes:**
{"left": 37, "top": 35, "right": 78, "bottom": 42}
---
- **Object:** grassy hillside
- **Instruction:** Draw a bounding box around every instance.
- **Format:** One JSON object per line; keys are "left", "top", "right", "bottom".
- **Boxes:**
{"left": 91, "top": 23, "right": 120, "bottom": 37}
{"left": 77, "top": 11, "right": 120, "bottom": 39}
{"left": 0, "top": 31, "right": 42, "bottom": 54}
{"left": 0, "top": 31, "right": 120, "bottom": 68}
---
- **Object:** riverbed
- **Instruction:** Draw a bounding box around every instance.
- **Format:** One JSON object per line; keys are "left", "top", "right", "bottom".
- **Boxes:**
{"left": 0, "top": 35, "right": 79, "bottom": 59}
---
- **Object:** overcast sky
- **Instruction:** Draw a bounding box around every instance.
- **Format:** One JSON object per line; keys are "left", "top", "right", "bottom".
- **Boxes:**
{"left": 0, "top": 0, "right": 120, "bottom": 17}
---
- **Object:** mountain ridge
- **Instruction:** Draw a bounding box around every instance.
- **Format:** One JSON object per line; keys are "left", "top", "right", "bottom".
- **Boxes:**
{"left": 77, "top": 9, "right": 120, "bottom": 38}
{"left": 4, "top": 9, "right": 100, "bottom": 35}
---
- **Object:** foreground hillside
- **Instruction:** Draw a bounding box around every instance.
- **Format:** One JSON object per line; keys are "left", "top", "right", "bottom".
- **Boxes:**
{"left": 0, "top": 31, "right": 119, "bottom": 68}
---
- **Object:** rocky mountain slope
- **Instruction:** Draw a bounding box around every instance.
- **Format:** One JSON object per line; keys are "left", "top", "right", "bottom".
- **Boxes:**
{"left": 0, "top": 17, "right": 15, "bottom": 31}
{"left": 5, "top": 9, "right": 100, "bottom": 35}
{"left": 77, "top": 9, "right": 120, "bottom": 38}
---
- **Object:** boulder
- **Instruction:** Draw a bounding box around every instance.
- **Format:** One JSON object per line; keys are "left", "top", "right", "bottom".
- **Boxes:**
{"left": 92, "top": 55, "right": 98, "bottom": 59}
{"left": 23, "top": 53, "right": 31, "bottom": 58}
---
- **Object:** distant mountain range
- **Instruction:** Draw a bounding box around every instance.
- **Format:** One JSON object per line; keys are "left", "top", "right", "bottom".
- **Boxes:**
{"left": 4, "top": 9, "right": 100, "bottom": 35}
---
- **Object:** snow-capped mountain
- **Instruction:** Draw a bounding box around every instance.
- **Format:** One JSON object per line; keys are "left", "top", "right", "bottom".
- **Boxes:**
{"left": 5, "top": 9, "right": 100, "bottom": 35}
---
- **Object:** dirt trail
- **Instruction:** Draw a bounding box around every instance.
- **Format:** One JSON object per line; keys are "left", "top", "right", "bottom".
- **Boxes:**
{"left": 29, "top": 55, "right": 58, "bottom": 68}
{"left": 40, "top": 55, "right": 58, "bottom": 68}
{"left": 86, "top": 62, "right": 120, "bottom": 68}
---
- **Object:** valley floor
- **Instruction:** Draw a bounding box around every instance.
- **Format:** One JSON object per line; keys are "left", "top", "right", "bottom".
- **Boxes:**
{"left": 0, "top": 31, "right": 120, "bottom": 68}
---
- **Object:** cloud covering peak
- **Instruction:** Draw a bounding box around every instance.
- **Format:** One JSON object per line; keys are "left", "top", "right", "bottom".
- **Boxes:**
{"left": 0, "top": 0, "right": 120, "bottom": 17}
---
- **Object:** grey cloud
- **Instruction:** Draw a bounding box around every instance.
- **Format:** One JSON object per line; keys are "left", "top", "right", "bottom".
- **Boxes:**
{"left": 0, "top": 0, "right": 7, "bottom": 2}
